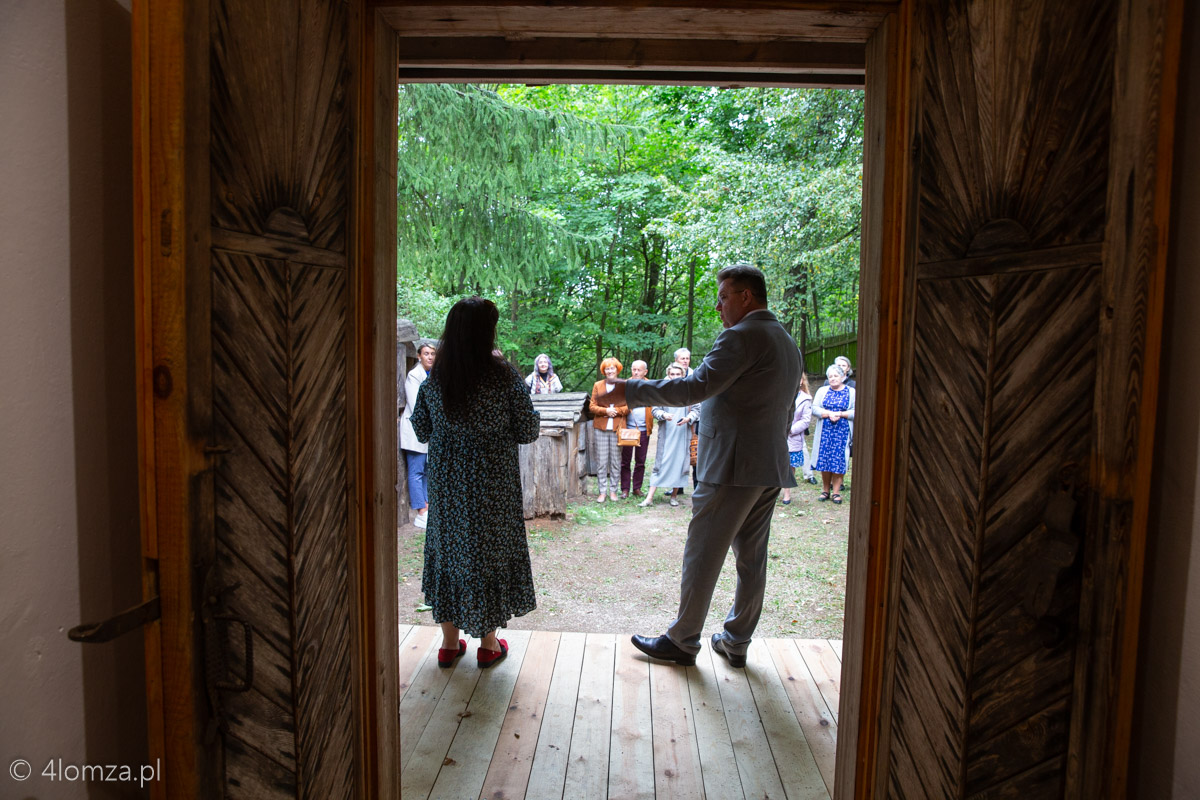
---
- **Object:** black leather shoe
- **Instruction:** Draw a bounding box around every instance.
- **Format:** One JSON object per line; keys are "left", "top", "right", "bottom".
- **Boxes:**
{"left": 631, "top": 634, "right": 696, "bottom": 666}
{"left": 711, "top": 634, "right": 747, "bottom": 668}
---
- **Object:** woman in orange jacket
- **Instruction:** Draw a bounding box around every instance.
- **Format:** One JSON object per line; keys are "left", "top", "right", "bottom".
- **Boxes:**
{"left": 589, "top": 357, "right": 629, "bottom": 502}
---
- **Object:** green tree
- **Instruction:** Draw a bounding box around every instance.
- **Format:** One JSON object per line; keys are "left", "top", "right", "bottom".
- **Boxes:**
{"left": 396, "top": 84, "right": 862, "bottom": 386}
{"left": 397, "top": 83, "right": 629, "bottom": 293}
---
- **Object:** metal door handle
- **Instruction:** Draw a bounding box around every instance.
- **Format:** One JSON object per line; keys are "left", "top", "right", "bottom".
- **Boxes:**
{"left": 68, "top": 597, "right": 161, "bottom": 643}
{"left": 212, "top": 614, "right": 254, "bottom": 693}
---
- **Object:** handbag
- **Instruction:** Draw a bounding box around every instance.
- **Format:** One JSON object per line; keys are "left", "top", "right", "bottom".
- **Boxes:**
{"left": 617, "top": 427, "right": 641, "bottom": 447}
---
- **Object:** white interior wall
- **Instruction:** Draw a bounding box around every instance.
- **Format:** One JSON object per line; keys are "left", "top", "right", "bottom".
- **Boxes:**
{"left": 1, "top": 1, "right": 146, "bottom": 797}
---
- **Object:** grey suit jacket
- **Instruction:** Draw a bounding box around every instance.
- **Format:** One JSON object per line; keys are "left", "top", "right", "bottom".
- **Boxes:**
{"left": 626, "top": 309, "right": 804, "bottom": 487}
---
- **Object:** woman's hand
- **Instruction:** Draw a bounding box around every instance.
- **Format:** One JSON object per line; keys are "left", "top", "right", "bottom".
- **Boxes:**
{"left": 606, "top": 407, "right": 617, "bottom": 418}
{"left": 662, "top": 412, "right": 674, "bottom": 421}
{"left": 676, "top": 417, "right": 689, "bottom": 425}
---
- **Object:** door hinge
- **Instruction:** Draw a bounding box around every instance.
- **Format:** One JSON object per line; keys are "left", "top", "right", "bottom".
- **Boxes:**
{"left": 68, "top": 597, "right": 161, "bottom": 643}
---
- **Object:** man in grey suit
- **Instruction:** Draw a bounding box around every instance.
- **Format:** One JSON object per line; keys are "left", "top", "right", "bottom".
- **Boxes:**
{"left": 609, "top": 263, "right": 804, "bottom": 667}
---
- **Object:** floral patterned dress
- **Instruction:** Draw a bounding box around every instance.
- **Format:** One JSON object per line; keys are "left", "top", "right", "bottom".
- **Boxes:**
{"left": 813, "top": 385, "right": 852, "bottom": 474}
{"left": 411, "top": 365, "right": 541, "bottom": 637}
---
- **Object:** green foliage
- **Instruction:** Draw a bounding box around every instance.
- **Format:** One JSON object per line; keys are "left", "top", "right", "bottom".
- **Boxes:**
{"left": 396, "top": 282, "right": 456, "bottom": 341}
{"left": 397, "top": 84, "right": 633, "bottom": 294}
{"left": 397, "top": 84, "right": 863, "bottom": 384}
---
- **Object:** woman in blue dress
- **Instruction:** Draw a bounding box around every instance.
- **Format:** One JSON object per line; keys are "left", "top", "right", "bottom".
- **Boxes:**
{"left": 811, "top": 363, "right": 856, "bottom": 505}
{"left": 412, "top": 297, "right": 541, "bottom": 669}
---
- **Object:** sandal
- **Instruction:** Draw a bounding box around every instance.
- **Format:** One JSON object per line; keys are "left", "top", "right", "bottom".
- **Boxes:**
{"left": 437, "top": 639, "right": 466, "bottom": 669}
{"left": 477, "top": 639, "right": 509, "bottom": 669}
{"left": 818, "top": 491, "right": 830, "bottom": 501}
{"left": 596, "top": 495, "right": 606, "bottom": 503}
{"left": 637, "top": 499, "right": 652, "bottom": 508}
{"left": 832, "top": 493, "right": 843, "bottom": 504}
{"left": 669, "top": 498, "right": 680, "bottom": 507}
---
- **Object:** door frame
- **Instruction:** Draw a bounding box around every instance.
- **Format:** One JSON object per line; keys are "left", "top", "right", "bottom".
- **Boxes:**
{"left": 133, "top": 2, "right": 1180, "bottom": 798}
{"left": 359, "top": 6, "right": 911, "bottom": 796}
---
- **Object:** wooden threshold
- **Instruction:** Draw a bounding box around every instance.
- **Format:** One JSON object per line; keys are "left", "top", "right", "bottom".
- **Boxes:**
{"left": 398, "top": 625, "right": 842, "bottom": 799}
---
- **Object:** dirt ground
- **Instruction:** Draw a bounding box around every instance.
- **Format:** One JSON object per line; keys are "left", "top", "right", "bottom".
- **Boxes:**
{"left": 396, "top": 467, "right": 851, "bottom": 640}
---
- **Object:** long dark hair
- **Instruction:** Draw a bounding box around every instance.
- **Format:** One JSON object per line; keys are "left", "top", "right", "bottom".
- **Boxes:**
{"left": 429, "top": 296, "right": 507, "bottom": 417}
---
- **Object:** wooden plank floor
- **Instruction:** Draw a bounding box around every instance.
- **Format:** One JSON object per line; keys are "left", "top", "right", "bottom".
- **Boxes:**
{"left": 398, "top": 625, "right": 841, "bottom": 800}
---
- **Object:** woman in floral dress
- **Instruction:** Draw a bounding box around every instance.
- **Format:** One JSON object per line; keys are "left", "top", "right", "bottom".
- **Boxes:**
{"left": 811, "top": 363, "right": 855, "bottom": 505}
{"left": 412, "top": 297, "right": 541, "bottom": 669}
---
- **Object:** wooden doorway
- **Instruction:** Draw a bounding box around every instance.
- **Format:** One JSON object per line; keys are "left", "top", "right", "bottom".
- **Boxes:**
{"left": 133, "top": 2, "right": 1181, "bottom": 798}
{"left": 376, "top": 9, "right": 892, "bottom": 798}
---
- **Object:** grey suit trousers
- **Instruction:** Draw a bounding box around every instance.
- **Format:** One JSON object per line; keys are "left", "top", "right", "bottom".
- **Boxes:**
{"left": 666, "top": 481, "right": 780, "bottom": 657}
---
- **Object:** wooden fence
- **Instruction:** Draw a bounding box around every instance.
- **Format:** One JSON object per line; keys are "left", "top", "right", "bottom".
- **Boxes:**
{"left": 802, "top": 319, "right": 857, "bottom": 376}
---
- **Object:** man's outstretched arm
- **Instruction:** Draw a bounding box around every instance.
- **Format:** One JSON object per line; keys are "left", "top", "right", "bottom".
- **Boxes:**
{"left": 620, "top": 328, "right": 746, "bottom": 409}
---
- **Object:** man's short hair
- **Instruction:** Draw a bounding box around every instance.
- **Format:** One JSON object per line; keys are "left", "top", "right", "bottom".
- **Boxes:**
{"left": 631, "top": 359, "right": 648, "bottom": 369}
{"left": 717, "top": 263, "right": 768, "bottom": 303}
{"left": 673, "top": 348, "right": 690, "bottom": 359}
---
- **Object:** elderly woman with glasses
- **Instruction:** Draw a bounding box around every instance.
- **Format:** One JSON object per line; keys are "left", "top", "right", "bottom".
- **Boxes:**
{"left": 811, "top": 363, "right": 855, "bottom": 504}
{"left": 525, "top": 353, "right": 563, "bottom": 394}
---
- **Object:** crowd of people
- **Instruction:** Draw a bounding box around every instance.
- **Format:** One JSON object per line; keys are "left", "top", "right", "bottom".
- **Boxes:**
{"left": 517, "top": 345, "right": 852, "bottom": 510}
{"left": 400, "top": 264, "right": 855, "bottom": 673}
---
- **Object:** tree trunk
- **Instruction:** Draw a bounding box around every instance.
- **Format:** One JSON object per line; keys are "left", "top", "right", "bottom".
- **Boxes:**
{"left": 510, "top": 289, "right": 519, "bottom": 365}
{"left": 810, "top": 290, "right": 821, "bottom": 343}
{"left": 686, "top": 257, "right": 696, "bottom": 352}
{"left": 783, "top": 259, "right": 809, "bottom": 337}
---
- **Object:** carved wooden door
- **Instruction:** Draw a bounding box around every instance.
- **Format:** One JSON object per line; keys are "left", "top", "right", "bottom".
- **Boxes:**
{"left": 204, "top": 0, "right": 357, "bottom": 795}
{"left": 872, "top": 0, "right": 1178, "bottom": 797}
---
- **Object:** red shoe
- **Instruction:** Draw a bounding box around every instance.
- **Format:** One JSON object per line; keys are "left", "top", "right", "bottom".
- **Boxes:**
{"left": 477, "top": 639, "right": 508, "bottom": 669}
{"left": 438, "top": 639, "right": 466, "bottom": 668}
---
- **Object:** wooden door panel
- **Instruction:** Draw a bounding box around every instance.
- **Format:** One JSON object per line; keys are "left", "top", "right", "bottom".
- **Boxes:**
{"left": 967, "top": 267, "right": 1098, "bottom": 798}
{"left": 207, "top": 0, "right": 357, "bottom": 794}
{"left": 867, "top": 0, "right": 1170, "bottom": 791}
{"left": 211, "top": 0, "right": 349, "bottom": 252}
{"left": 287, "top": 260, "right": 354, "bottom": 800}
{"left": 212, "top": 252, "right": 301, "bottom": 797}
{"left": 223, "top": 743, "right": 296, "bottom": 799}
{"left": 915, "top": 0, "right": 1113, "bottom": 263}
{"left": 888, "top": 276, "right": 991, "bottom": 799}
{"left": 888, "top": 263, "right": 1100, "bottom": 798}
{"left": 211, "top": 249, "right": 355, "bottom": 797}
{"left": 979, "top": 266, "right": 1099, "bottom": 570}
